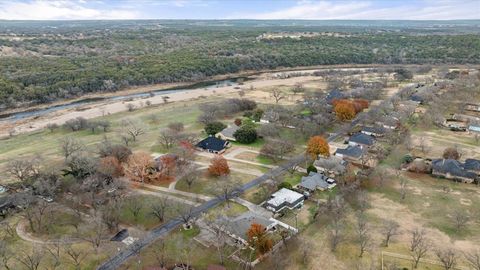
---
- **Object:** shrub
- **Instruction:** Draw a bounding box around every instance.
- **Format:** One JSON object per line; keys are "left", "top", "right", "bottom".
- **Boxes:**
{"left": 278, "top": 182, "right": 292, "bottom": 190}
{"left": 307, "top": 164, "right": 318, "bottom": 174}
{"left": 234, "top": 126, "right": 257, "bottom": 144}
{"left": 205, "top": 121, "right": 226, "bottom": 135}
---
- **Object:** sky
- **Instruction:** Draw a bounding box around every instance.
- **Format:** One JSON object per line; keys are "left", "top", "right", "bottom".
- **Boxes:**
{"left": 0, "top": 0, "right": 478, "bottom": 20}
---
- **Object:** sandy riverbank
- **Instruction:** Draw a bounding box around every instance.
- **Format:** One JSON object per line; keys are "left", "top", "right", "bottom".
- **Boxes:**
{"left": 0, "top": 74, "right": 321, "bottom": 137}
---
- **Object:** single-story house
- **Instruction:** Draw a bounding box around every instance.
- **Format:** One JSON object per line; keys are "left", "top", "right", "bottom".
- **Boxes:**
{"left": 216, "top": 125, "right": 240, "bottom": 141}
{"left": 410, "top": 94, "right": 425, "bottom": 104}
{"left": 376, "top": 116, "right": 399, "bottom": 130}
{"left": 313, "top": 155, "right": 347, "bottom": 176}
{"left": 326, "top": 89, "right": 345, "bottom": 104}
{"left": 264, "top": 188, "right": 304, "bottom": 213}
{"left": 196, "top": 136, "right": 230, "bottom": 154}
{"left": 335, "top": 145, "right": 365, "bottom": 163}
{"left": 468, "top": 125, "right": 480, "bottom": 133}
{"left": 260, "top": 110, "right": 279, "bottom": 124}
{"left": 110, "top": 229, "right": 129, "bottom": 242}
{"left": 464, "top": 158, "right": 480, "bottom": 175}
{"left": 443, "top": 119, "right": 467, "bottom": 131}
{"left": 465, "top": 103, "right": 480, "bottom": 112}
{"left": 361, "top": 126, "right": 386, "bottom": 137}
{"left": 216, "top": 211, "right": 278, "bottom": 246}
{"left": 348, "top": 133, "right": 375, "bottom": 148}
{"left": 431, "top": 159, "right": 477, "bottom": 184}
{"left": 452, "top": 113, "right": 480, "bottom": 123}
{"left": 297, "top": 172, "right": 336, "bottom": 193}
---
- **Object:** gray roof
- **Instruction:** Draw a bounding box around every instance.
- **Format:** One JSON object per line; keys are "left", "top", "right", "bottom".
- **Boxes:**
{"left": 261, "top": 110, "right": 279, "bottom": 122}
{"left": 432, "top": 159, "right": 477, "bottom": 179}
{"left": 266, "top": 188, "right": 304, "bottom": 208}
{"left": 464, "top": 159, "right": 480, "bottom": 172}
{"left": 298, "top": 172, "right": 329, "bottom": 190}
{"left": 361, "top": 126, "right": 386, "bottom": 135}
{"left": 218, "top": 125, "right": 239, "bottom": 138}
{"left": 349, "top": 133, "right": 375, "bottom": 146}
{"left": 335, "top": 145, "right": 364, "bottom": 159}
{"left": 220, "top": 211, "right": 274, "bottom": 241}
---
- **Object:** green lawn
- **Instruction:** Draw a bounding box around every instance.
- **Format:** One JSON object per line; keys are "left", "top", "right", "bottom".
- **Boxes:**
{"left": 119, "top": 194, "right": 179, "bottom": 230}
{"left": 175, "top": 170, "right": 253, "bottom": 195}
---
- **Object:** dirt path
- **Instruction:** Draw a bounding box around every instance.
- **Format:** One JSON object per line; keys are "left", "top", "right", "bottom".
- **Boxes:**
{"left": 16, "top": 219, "right": 82, "bottom": 245}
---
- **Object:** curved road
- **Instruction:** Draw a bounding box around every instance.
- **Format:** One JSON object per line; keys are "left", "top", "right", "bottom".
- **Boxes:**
{"left": 97, "top": 119, "right": 359, "bottom": 270}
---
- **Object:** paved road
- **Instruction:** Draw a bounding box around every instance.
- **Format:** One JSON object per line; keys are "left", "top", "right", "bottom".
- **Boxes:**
{"left": 97, "top": 119, "right": 359, "bottom": 270}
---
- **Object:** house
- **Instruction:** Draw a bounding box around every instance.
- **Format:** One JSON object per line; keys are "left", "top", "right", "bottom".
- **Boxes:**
{"left": 452, "top": 113, "right": 480, "bottom": 123}
{"left": 361, "top": 126, "right": 386, "bottom": 137}
{"left": 443, "top": 119, "right": 467, "bottom": 131}
{"left": 468, "top": 125, "right": 480, "bottom": 134}
{"left": 216, "top": 211, "right": 278, "bottom": 246}
{"left": 335, "top": 145, "right": 365, "bottom": 163}
{"left": 431, "top": 159, "right": 477, "bottom": 183}
{"left": 260, "top": 110, "right": 279, "bottom": 124}
{"left": 348, "top": 133, "right": 375, "bottom": 148}
{"left": 196, "top": 136, "right": 230, "bottom": 154}
{"left": 464, "top": 159, "right": 480, "bottom": 175}
{"left": 264, "top": 188, "right": 304, "bottom": 213}
{"left": 216, "top": 125, "right": 239, "bottom": 141}
{"left": 326, "top": 89, "right": 345, "bottom": 104}
{"left": 410, "top": 94, "right": 425, "bottom": 104}
{"left": 376, "top": 116, "right": 399, "bottom": 130}
{"left": 297, "top": 172, "right": 336, "bottom": 193}
{"left": 465, "top": 103, "right": 480, "bottom": 112}
{"left": 110, "top": 229, "right": 129, "bottom": 242}
{"left": 313, "top": 155, "right": 347, "bottom": 176}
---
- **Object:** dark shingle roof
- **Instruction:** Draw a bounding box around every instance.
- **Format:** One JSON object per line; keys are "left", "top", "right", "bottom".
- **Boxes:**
{"left": 196, "top": 136, "right": 227, "bottom": 152}
{"left": 432, "top": 159, "right": 477, "bottom": 179}
{"left": 298, "top": 172, "right": 330, "bottom": 190}
{"left": 219, "top": 211, "right": 274, "bottom": 242}
{"left": 326, "top": 89, "right": 345, "bottom": 103}
{"left": 110, "top": 229, "right": 129, "bottom": 242}
{"left": 335, "top": 145, "right": 364, "bottom": 159}
{"left": 349, "top": 133, "right": 375, "bottom": 146}
{"left": 464, "top": 159, "right": 480, "bottom": 172}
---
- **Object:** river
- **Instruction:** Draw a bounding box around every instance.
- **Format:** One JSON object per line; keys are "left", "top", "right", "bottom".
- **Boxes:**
{"left": 0, "top": 78, "right": 246, "bottom": 122}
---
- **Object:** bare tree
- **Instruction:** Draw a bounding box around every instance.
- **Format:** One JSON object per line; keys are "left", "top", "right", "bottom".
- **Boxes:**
{"left": 64, "top": 244, "right": 87, "bottom": 270}
{"left": 327, "top": 196, "right": 346, "bottom": 252}
{"left": 435, "top": 248, "right": 457, "bottom": 270}
{"left": 45, "top": 242, "right": 62, "bottom": 269}
{"left": 16, "top": 247, "right": 44, "bottom": 270}
{"left": 158, "top": 128, "right": 179, "bottom": 150}
{"left": 126, "top": 197, "right": 143, "bottom": 223}
{"left": 175, "top": 203, "right": 195, "bottom": 226}
{"left": 80, "top": 214, "right": 107, "bottom": 251}
{"left": 410, "top": 228, "right": 430, "bottom": 268}
{"left": 6, "top": 158, "right": 39, "bottom": 188}
{"left": 120, "top": 119, "right": 145, "bottom": 145}
{"left": 60, "top": 137, "right": 85, "bottom": 161}
{"left": 355, "top": 213, "right": 371, "bottom": 257}
{"left": 381, "top": 219, "right": 400, "bottom": 247}
{"left": 181, "top": 165, "right": 199, "bottom": 190}
{"left": 465, "top": 249, "right": 480, "bottom": 270}
{"left": 0, "top": 240, "right": 13, "bottom": 270}
{"left": 451, "top": 210, "right": 470, "bottom": 233}
{"left": 209, "top": 175, "right": 242, "bottom": 207}
{"left": 418, "top": 136, "right": 430, "bottom": 157}
{"left": 149, "top": 197, "right": 169, "bottom": 223}
{"left": 292, "top": 83, "right": 305, "bottom": 95}
{"left": 400, "top": 177, "right": 408, "bottom": 200}
{"left": 126, "top": 103, "right": 136, "bottom": 112}
{"left": 271, "top": 89, "right": 285, "bottom": 104}
{"left": 204, "top": 212, "right": 229, "bottom": 266}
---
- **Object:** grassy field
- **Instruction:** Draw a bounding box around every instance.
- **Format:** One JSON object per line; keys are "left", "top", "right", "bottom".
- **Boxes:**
{"left": 175, "top": 170, "right": 253, "bottom": 195}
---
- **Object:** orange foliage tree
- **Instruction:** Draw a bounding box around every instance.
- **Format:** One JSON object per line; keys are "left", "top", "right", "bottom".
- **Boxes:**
{"left": 155, "top": 155, "right": 177, "bottom": 183}
{"left": 97, "top": 156, "right": 124, "bottom": 178}
{"left": 123, "top": 152, "right": 155, "bottom": 184}
{"left": 334, "top": 102, "right": 356, "bottom": 121}
{"left": 247, "top": 223, "right": 273, "bottom": 256}
{"left": 208, "top": 155, "right": 230, "bottom": 177}
{"left": 306, "top": 135, "right": 330, "bottom": 159}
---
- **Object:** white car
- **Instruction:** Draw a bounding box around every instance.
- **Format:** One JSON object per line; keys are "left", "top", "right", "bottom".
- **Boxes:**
{"left": 0, "top": 186, "right": 6, "bottom": 194}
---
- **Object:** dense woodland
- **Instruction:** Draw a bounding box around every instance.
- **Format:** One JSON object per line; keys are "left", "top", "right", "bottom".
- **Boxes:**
{"left": 0, "top": 20, "right": 479, "bottom": 109}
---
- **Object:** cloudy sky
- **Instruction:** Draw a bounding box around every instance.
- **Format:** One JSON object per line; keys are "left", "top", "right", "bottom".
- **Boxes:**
{"left": 0, "top": 0, "right": 478, "bottom": 20}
